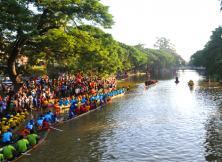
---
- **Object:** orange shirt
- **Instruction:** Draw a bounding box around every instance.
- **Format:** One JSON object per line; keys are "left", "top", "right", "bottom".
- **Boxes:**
{"left": 20, "top": 129, "right": 30, "bottom": 138}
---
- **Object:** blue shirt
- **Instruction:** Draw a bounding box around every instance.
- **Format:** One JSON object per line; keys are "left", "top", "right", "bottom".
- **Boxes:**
{"left": 27, "top": 123, "right": 33, "bottom": 130}
{"left": 49, "top": 112, "right": 54, "bottom": 118}
{"left": 52, "top": 117, "right": 56, "bottom": 123}
{"left": 44, "top": 114, "right": 51, "bottom": 122}
{"left": 37, "top": 119, "right": 43, "bottom": 126}
{"left": 59, "top": 100, "right": 64, "bottom": 106}
{"left": 65, "top": 100, "right": 69, "bottom": 106}
{"left": 70, "top": 104, "right": 75, "bottom": 111}
{"left": 2, "top": 132, "right": 12, "bottom": 143}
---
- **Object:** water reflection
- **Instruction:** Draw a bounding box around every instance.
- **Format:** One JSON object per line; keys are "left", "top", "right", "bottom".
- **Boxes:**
{"left": 19, "top": 70, "right": 222, "bottom": 162}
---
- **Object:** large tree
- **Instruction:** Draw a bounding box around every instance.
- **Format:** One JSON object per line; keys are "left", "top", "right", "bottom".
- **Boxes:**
{"left": 0, "top": 0, "right": 114, "bottom": 93}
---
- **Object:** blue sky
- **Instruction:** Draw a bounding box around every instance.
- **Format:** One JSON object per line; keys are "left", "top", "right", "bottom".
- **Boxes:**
{"left": 100, "top": 0, "right": 222, "bottom": 61}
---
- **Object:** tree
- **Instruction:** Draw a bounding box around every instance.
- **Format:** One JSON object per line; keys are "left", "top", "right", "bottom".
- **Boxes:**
{"left": 0, "top": 0, "right": 114, "bottom": 93}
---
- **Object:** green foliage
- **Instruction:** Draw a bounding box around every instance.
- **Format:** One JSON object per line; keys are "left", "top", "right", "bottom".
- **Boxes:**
{"left": 191, "top": 26, "right": 222, "bottom": 78}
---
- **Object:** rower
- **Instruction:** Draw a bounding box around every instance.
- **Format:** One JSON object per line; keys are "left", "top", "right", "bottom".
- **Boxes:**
{"left": 176, "top": 77, "right": 179, "bottom": 82}
{"left": 2, "top": 128, "right": 12, "bottom": 144}
{"left": 59, "top": 98, "right": 64, "bottom": 106}
{"left": 85, "top": 103, "right": 90, "bottom": 112}
{"left": 1, "top": 118, "right": 7, "bottom": 127}
{"left": 20, "top": 112, "right": 26, "bottom": 123}
{"left": 27, "top": 129, "right": 39, "bottom": 146}
{"left": 44, "top": 112, "right": 52, "bottom": 122}
{"left": 36, "top": 117, "right": 44, "bottom": 127}
{"left": 16, "top": 135, "right": 30, "bottom": 155}
{"left": 65, "top": 98, "right": 69, "bottom": 106}
{"left": 2, "top": 141, "right": 16, "bottom": 160}
{"left": 9, "top": 116, "right": 16, "bottom": 129}
{"left": 27, "top": 120, "right": 34, "bottom": 131}
{"left": 48, "top": 110, "right": 54, "bottom": 118}
{"left": 52, "top": 114, "right": 58, "bottom": 124}
{"left": 20, "top": 127, "right": 30, "bottom": 138}
{"left": 2, "top": 122, "right": 10, "bottom": 134}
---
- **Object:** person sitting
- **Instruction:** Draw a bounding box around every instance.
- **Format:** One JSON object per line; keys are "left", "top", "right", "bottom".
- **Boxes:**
{"left": 67, "top": 111, "right": 74, "bottom": 119}
{"left": 65, "top": 98, "right": 69, "bottom": 106}
{"left": 44, "top": 112, "right": 52, "bottom": 122}
{"left": 26, "top": 120, "right": 34, "bottom": 131}
{"left": 0, "top": 153, "right": 5, "bottom": 162}
{"left": 80, "top": 105, "right": 86, "bottom": 114}
{"left": 2, "top": 141, "right": 16, "bottom": 161}
{"left": 48, "top": 110, "right": 54, "bottom": 118}
{"left": 59, "top": 98, "right": 64, "bottom": 106}
{"left": 85, "top": 103, "right": 90, "bottom": 112}
{"left": 42, "top": 119, "right": 49, "bottom": 129}
{"left": 107, "top": 95, "right": 111, "bottom": 101}
{"left": 36, "top": 117, "right": 44, "bottom": 127}
{"left": 27, "top": 129, "right": 39, "bottom": 146}
{"left": 2, "top": 122, "right": 10, "bottom": 134}
{"left": 16, "top": 135, "right": 30, "bottom": 154}
{"left": 20, "top": 127, "right": 30, "bottom": 138}
{"left": 2, "top": 128, "right": 13, "bottom": 144}
{"left": 51, "top": 114, "right": 58, "bottom": 124}
{"left": 19, "top": 112, "right": 26, "bottom": 123}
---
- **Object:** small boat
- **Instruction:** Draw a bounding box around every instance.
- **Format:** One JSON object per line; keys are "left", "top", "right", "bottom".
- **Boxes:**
{"left": 145, "top": 80, "right": 159, "bottom": 87}
{"left": 175, "top": 81, "right": 180, "bottom": 83}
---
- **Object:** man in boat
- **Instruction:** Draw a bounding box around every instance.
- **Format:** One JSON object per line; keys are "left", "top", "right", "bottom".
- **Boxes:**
{"left": 16, "top": 135, "right": 30, "bottom": 155}
{"left": 26, "top": 120, "right": 34, "bottom": 131}
{"left": 44, "top": 112, "right": 52, "bottom": 122}
{"left": 48, "top": 110, "right": 54, "bottom": 118}
{"left": 42, "top": 118, "right": 49, "bottom": 129}
{"left": 2, "top": 122, "right": 10, "bottom": 134}
{"left": 0, "top": 153, "right": 5, "bottom": 162}
{"left": 127, "top": 85, "right": 130, "bottom": 91}
{"left": 2, "top": 141, "right": 16, "bottom": 161}
{"left": 27, "top": 129, "right": 39, "bottom": 146}
{"left": 20, "top": 127, "right": 30, "bottom": 138}
{"left": 2, "top": 128, "right": 12, "bottom": 144}
{"left": 36, "top": 116, "right": 44, "bottom": 127}
{"left": 176, "top": 77, "right": 179, "bottom": 82}
{"left": 188, "top": 80, "right": 194, "bottom": 86}
{"left": 51, "top": 114, "right": 58, "bottom": 124}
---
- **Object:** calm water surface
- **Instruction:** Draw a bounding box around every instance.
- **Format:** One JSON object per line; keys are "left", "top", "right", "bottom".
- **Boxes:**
{"left": 20, "top": 70, "right": 222, "bottom": 162}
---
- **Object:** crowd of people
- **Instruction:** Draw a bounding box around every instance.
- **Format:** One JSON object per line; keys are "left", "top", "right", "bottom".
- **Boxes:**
{"left": 0, "top": 84, "right": 126, "bottom": 161}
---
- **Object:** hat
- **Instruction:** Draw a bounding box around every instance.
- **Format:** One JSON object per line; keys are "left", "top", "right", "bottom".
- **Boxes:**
{"left": 10, "top": 115, "right": 14, "bottom": 118}
{"left": 2, "top": 117, "right": 6, "bottom": 121}
{"left": 30, "top": 120, "right": 34, "bottom": 124}
{"left": 54, "top": 114, "right": 57, "bottom": 117}
{"left": 47, "top": 112, "right": 50, "bottom": 114}
{"left": 20, "top": 112, "right": 24, "bottom": 115}
{"left": 40, "top": 114, "right": 44, "bottom": 117}
{"left": 13, "top": 117, "right": 17, "bottom": 119}
{"left": 8, "top": 128, "right": 12, "bottom": 132}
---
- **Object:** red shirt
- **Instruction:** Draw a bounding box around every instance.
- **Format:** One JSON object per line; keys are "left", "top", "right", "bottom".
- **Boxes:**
{"left": 90, "top": 104, "right": 94, "bottom": 110}
{"left": 43, "top": 121, "right": 48, "bottom": 129}
{"left": 80, "top": 106, "right": 86, "bottom": 113}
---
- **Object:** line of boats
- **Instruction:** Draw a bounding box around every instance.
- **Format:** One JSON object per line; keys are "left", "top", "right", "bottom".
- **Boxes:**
{"left": 1, "top": 91, "right": 127, "bottom": 161}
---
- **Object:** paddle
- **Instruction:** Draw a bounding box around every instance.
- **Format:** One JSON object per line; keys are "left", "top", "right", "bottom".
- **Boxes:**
{"left": 21, "top": 153, "right": 31, "bottom": 155}
{"left": 49, "top": 127, "right": 63, "bottom": 132}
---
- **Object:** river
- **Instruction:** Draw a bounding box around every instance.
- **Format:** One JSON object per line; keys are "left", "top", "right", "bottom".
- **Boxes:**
{"left": 19, "top": 70, "right": 222, "bottom": 162}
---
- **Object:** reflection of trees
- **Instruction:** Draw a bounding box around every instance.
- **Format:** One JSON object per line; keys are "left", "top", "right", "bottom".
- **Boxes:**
{"left": 202, "top": 89, "right": 222, "bottom": 161}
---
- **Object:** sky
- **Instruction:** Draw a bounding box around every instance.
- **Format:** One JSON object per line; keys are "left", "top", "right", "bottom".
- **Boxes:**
{"left": 100, "top": 0, "right": 222, "bottom": 61}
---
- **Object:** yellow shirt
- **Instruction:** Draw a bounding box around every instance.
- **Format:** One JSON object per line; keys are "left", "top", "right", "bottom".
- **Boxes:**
{"left": 43, "top": 101, "right": 48, "bottom": 106}
{"left": 96, "top": 101, "right": 100, "bottom": 107}
{"left": 2, "top": 125, "right": 9, "bottom": 133}
{"left": 85, "top": 106, "right": 90, "bottom": 112}
{"left": 1, "top": 121, "right": 5, "bottom": 127}
{"left": 9, "top": 120, "right": 16, "bottom": 127}
{"left": 107, "top": 96, "right": 111, "bottom": 101}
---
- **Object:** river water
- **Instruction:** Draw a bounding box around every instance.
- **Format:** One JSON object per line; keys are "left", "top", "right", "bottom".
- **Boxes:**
{"left": 20, "top": 70, "right": 222, "bottom": 162}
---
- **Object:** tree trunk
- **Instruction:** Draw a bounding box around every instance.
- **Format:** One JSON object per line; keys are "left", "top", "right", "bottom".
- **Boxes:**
{"left": 8, "top": 39, "right": 27, "bottom": 95}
